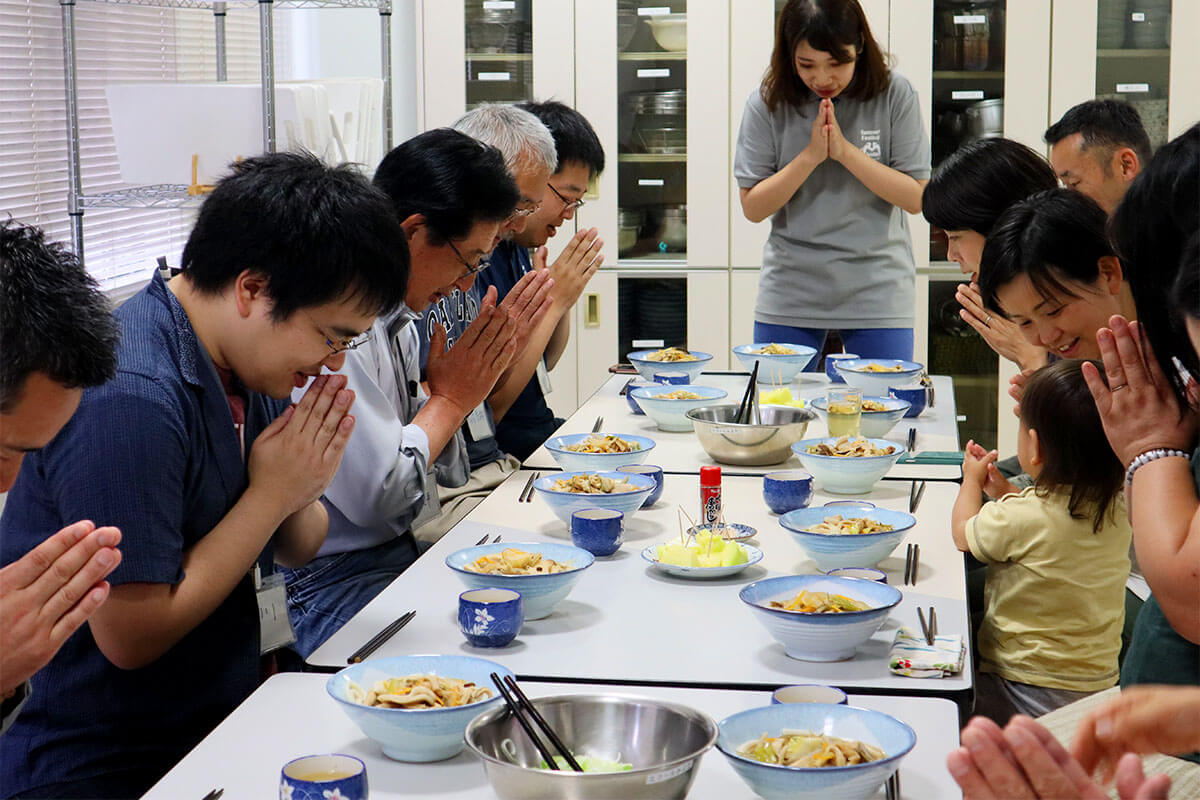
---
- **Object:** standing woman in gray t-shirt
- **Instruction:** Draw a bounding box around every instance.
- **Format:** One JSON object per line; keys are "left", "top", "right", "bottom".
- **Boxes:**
{"left": 735, "top": 0, "right": 931, "bottom": 364}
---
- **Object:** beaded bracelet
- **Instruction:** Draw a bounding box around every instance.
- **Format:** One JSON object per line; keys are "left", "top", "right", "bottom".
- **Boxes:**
{"left": 1125, "top": 448, "right": 1190, "bottom": 489}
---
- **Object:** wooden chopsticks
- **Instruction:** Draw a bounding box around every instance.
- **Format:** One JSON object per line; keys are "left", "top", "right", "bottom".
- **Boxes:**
{"left": 908, "top": 480, "right": 926, "bottom": 513}
{"left": 347, "top": 610, "right": 416, "bottom": 664}
{"left": 490, "top": 673, "right": 583, "bottom": 772}
{"left": 518, "top": 472, "right": 539, "bottom": 503}
{"left": 904, "top": 543, "right": 920, "bottom": 586}
{"left": 917, "top": 605, "right": 938, "bottom": 647}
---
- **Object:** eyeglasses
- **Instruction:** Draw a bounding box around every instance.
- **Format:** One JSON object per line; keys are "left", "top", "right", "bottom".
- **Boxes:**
{"left": 305, "top": 311, "right": 372, "bottom": 355}
{"left": 447, "top": 239, "right": 492, "bottom": 279}
{"left": 547, "top": 183, "right": 586, "bottom": 212}
{"left": 509, "top": 200, "right": 541, "bottom": 219}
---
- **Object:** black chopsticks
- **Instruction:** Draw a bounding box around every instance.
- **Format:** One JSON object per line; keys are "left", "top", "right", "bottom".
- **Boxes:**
{"left": 908, "top": 480, "right": 926, "bottom": 513}
{"left": 490, "top": 673, "right": 583, "bottom": 772}
{"left": 518, "top": 472, "right": 539, "bottom": 503}
{"left": 735, "top": 360, "right": 760, "bottom": 423}
{"left": 904, "top": 543, "right": 920, "bottom": 586}
{"left": 917, "top": 605, "right": 938, "bottom": 647}
{"left": 474, "top": 533, "right": 503, "bottom": 545}
{"left": 347, "top": 610, "right": 416, "bottom": 664}
{"left": 905, "top": 426, "right": 916, "bottom": 453}
{"left": 591, "top": 416, "right": 604, "bottom": 433}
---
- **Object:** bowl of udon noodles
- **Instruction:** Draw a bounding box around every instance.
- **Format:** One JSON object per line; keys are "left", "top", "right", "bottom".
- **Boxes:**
{"left": 627, "top": 347, "right": 713, "bottom": 382}
{"left": 739, "top": 574, "right": 902, "bottom": 662}
{"left": 832, "top": 358, "right": 924, "bottom": 395}
{"left": 544, "top": 432, "right": 656, "bottom": 471}
{"left": 715, "top": 702, "right": 916, "bottom": 800}
{"left": 445, "top": 541, "right": 595, "bottom": 620}
{"left": 326, "top": 654, "right": 514, "bottom": 762}
{"left": 732, "top": 343, "right": 819, "bottom": 384}
{"left": 532, "top": 470, "right": 656, "bottom": 524}
{"left": 779, "top": 505, "right": 916, "bottom": 570}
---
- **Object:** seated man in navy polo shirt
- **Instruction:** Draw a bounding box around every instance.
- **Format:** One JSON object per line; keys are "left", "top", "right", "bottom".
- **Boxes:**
{"left": 0, "top": 152, "right": 409, "bottom": 799}
{"left": 481, "top": 100, "right": 606, "bottom": 461}
{"left": 0, "top": 219, "right": 123, "bottom": 735}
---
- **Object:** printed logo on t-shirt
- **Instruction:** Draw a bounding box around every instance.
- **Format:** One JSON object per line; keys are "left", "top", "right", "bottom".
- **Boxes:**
{"left": 860, "top": 129, "right": 882, "bottom": 160}
{"left": 426, "top": 288, "right": 480, "bottom": 349}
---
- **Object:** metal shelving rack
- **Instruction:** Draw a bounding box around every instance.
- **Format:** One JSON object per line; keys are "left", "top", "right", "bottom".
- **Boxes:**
{"left": 60, "top": 0, "right": 394, "bottom": 264}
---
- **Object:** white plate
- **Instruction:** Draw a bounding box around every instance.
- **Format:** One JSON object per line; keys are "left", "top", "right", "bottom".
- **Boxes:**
{"left": 641, "top": 542, "right": 764, "bottom": 579}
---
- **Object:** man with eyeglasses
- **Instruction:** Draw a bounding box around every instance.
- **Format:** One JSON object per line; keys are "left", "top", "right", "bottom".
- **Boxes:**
{"left": 411, "top": 104, "right": 564, "bottom": 542}
{"left": 482, "top": 100, "right": 607, "bottom": 461}
{"left": 281, "top": 128, "right": 553, "bottom": 657}
{"left": 0, "top": 153, "right": 406, "bottom": 798}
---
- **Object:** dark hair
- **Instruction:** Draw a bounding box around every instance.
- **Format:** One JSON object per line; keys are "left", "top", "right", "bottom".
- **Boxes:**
{"left": 761, "top": 0, "right": 889, "bottom": 112}
{"left": 517, "top": 100, "right": 605, "bottom": 178}
{"left": 979, "top": 189, "right": 1115, "bottom": 317}
{"left": 0, "top": 219, "right": 119, "bottom": 411}
{"left": 181, "top": 151, "right": 408, "bottom": 321}
{"left": 1044, "top": 98, "right": 1153, "bottom": 169}
{"left": 1171, "top": 231, "right": 1200, "bottom": 322}
{"left": 922, "top": 138, "right": 1058, "bottom": 235}
{"left": 373, "top": 128, "right": 518, "bottom": 247}
{"left": 1021, "top": 359, "right": 1124, "bottom": 533}
{"left": 1108, "top": 123, "right": 1200, "bottom": 403}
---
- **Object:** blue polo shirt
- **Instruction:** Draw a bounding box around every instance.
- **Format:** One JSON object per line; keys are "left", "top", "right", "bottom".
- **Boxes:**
{"left": 476, "top": 241, "right": 558, "bottom": 459}
{"left": 0, "top": 273, "right": 286, "bottom": 798}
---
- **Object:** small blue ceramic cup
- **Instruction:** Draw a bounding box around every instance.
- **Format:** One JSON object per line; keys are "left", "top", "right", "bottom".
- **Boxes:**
{"left": 624, "top": 378, "right": 655, "bottom": 415}
{"left": 653, "top": 370, "right": 690, "bottom": 385}
{"left": 825, "top": 352, "right": 860, "bottom": 383}
{"left": 771, "top": 685, "right": 849, "bottom": 705}
{"left": 281, "top": 754, "right": 367, "bottom": 800}
{"left": 458, "top": 588, "right": 523, "bottom": 648}
{"left": 618, "top": 464, "right": 664, "bottom": 508}
{"left": 762, "top": 470, "right": 814, "bottom": 515}
{"left": 570, "top": 508, "right": 625, "bottom": 557}
{"left": 823, "top": 566, "right": 888, "bottom": 584}
{"left": 889, "top": 383, "right": 928, "bottom": 417}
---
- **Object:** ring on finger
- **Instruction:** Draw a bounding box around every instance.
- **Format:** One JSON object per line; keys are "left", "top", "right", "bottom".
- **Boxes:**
{"left": 1111, "top": 383, "right": 1129, "bottom": 392}
{"left": 983, "top": 314, "right": 991, "bottom": 326}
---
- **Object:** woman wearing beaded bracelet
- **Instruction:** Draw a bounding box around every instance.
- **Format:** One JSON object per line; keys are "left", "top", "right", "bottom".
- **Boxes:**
{"left": 1082, "top": 126, "right": 1200, "bottom": 694}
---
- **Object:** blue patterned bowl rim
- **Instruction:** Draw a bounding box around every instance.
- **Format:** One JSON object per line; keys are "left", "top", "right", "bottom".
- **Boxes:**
{"left": 739, "top": 575, "right": 902, "bottom": 618}
{"left": 445, "top": 541, "right": 596, "bottom": 578}
{"left": 533, "top": 470, "right": 655, "bottom": 497}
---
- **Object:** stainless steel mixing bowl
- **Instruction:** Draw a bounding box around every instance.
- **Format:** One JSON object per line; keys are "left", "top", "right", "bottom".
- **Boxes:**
{"left": 465, "top": 693, "right": 717, "bottom": 799}
{"left": 687, "top": 404, "right": 816, "bottom": 466}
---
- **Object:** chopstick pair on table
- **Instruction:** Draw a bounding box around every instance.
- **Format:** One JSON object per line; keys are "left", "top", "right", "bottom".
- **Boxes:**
{"left": 474, "top": 533, "right": 503, "bottom": 545}
{"left": 518, "top": 472, "right": 540, "bottom": 503}
{"left": 347, "top": 610, "right": 416, "bottom": 664}
{"left": 490, "top": 673, "right": 584, "bottom": 772}
{"left": 917, "top": 605, "right": 939, "bottom": 647}
{"left": 903, "top": 543, "right": 920, "bottom": 586}
{"left": 907, "top": 480, "right": 926, "bottom": 513}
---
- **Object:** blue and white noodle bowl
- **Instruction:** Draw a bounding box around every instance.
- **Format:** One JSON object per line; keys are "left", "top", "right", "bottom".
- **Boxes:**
{"left": 627, "top": 349, "right": 713, "bottom": 382}
{"left": 545, "top": 432, "right": 656, "bottom": 471}
{"left": 791, "top": 438, "right": 906, "bottom": 495}
{"left": 629, "top": 385, "right": 728, "bottom": 432}
{"left": 809, "top": 395, "right": 910, "bottom": 438}
{"left": 779, "top": 506, "right": 916, "bottom": 570}
{"left": 445, "top": 541, "right": 595, "bottom": 620}
{"left": 533, "top": 470, "right": 655, "bottom": 524}
{"left": 326, "top": 655, "right": 512, "bottom": 762}
{"left": 732, "top": 343, "right": 818, "bottom": 384}
{"left": 832, "top": 359, "right": 923, "bottom": 395}
{"left": 716, "top": 703, "right": 916, "bottom": 800}
{"left": 739, "top": 575, "right": 902, "bottom": 662}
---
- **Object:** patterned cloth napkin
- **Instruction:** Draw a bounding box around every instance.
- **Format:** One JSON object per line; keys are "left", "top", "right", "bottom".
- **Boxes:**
{"left": 888, "top": 626, "right": 965, "bottom": 678}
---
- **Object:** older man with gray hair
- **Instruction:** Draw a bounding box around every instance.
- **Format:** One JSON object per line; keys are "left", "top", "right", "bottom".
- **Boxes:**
{"left": 414, "top": 104, "right": 559, "bottom": 540}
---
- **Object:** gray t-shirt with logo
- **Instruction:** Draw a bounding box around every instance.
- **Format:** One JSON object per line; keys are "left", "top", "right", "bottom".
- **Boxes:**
{"left": 734, "top": 72, "right": 931, "bottom": 329}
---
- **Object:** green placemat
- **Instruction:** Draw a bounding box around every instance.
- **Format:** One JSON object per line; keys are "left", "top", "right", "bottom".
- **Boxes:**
{"left": 897, "top": 450, "right": 964, "bottom": 466}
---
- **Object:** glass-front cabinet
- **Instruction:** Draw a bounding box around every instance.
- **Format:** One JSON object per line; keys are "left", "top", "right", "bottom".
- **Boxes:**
{"left": 464, "top": 0, "right": 533, "bottom": 110}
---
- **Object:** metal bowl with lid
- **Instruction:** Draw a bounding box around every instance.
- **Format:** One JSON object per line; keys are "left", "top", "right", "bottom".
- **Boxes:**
{"left": 687, "top": 404, "right": 816, "bottom": 466}
{"left": 465, "top": 693, "right": 717, "bottom": 799}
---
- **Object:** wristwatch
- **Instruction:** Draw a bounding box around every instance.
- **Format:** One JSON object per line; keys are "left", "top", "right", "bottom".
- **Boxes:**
{"left": 1125, "top": 448, "right": 1190, "bottom": 489}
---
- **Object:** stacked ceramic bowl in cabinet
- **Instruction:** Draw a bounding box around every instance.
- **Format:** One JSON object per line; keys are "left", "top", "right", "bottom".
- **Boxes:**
{"left": 625, "top": 90, "right": 687, "bottom": 154}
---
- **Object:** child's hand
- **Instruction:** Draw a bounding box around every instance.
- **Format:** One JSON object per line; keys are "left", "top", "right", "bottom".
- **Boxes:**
{"left": 981, "top": 462, "right": 1019, "bottom": 500}
{"left": 962, "top": 440, "right": 998, "bottom": 487}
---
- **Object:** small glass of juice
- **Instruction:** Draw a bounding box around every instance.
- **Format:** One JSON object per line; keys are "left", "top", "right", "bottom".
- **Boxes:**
{"left": 826, "top": 387, "right": 862, "bottom": 437}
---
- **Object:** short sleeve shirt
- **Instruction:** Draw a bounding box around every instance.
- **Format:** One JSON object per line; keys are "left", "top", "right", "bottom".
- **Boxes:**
{"left": 0, "top": 273, "right": 287, "bottom": 796}
{"left": 475, "top": 241, "right": 556, "bottom": 437}
{"left": 965, "top": 487, "right": 1132, "bottom": 692}
{"left": 734, "top": 72, "right": 931, "bottom": 329}
{"left": 415, "top": 285, "right": 505, "bottom": 470}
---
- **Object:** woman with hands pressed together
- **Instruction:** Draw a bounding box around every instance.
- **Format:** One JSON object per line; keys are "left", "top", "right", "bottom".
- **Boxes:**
{"left": 1081, "top": 125, "right": 1199, "bottom": 696}
{"left": 921, "top": 138, "right": 1059, "bottom": 373}
{"left": 734, "top": 0, "right": 929, "bottom": 362}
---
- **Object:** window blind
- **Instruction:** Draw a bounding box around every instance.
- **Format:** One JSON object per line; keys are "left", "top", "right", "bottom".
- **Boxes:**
{"left": 0, "top": 0, "right": 290, "bottom": 293}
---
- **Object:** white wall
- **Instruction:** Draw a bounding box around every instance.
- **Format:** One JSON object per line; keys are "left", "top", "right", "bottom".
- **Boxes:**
{"left": 288, "top": 1, "right": 421, "bottom": 154}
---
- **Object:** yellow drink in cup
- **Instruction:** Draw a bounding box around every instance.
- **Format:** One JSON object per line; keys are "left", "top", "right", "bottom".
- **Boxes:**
{"left": 826, "top": 388, "right": 862, "bottom": 437}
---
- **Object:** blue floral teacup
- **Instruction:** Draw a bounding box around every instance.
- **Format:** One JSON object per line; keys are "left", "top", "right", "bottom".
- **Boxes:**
{"left": 280, "top": 754, "right": 367, "bottom": 800}
{"left": 458, "top": 588, "right": 523, "bottom": 648}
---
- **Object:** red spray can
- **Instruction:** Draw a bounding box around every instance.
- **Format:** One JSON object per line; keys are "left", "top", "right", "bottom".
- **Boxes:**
{"left": 700, "top": 465, "right": 722, "bottom": 527}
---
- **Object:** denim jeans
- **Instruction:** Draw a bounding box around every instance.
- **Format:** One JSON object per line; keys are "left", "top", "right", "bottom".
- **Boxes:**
{"left": 752, "top": 322, "right": 914, "bottom": 370}
{"left": 282, "top": 535, "right": 420, "bottom": 658}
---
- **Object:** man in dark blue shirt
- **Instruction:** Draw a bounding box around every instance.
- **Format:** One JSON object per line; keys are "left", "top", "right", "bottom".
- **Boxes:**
{"left": 482, "top": 100, "right": 607, "bottom": 461}
{"left": 0, "top": 153, "right": 408, "bottom": 799}
{"left": 0, "top": 220, "right": 121, "bottom": 736}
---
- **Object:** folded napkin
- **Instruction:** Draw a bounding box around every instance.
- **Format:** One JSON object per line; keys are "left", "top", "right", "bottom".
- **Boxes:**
{"left": 888, "top": 626, "right": 965, "bottom": 678}
{"left": 896, "top": 450, "right": 964, "bottom": 466}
